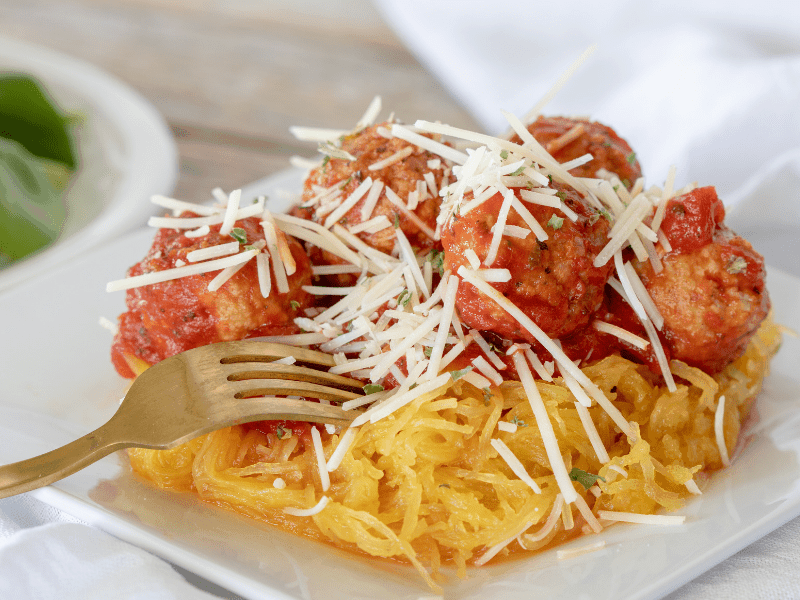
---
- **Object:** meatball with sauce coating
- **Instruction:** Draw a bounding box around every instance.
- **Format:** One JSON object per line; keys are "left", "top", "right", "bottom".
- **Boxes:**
{"left": 292, "top": 122, "right": 448, "bottom": 274}
{"left": 441, "top": 183, "right": 613, "bottom": 342}
{"left": 513, "top": 116, "right": 643, "bottom": 188}
{"left": 634, "top": 186, "right": 770, "bottom": 374}
{"left": 111, "top": 216, "right": 312, "bottom": 378}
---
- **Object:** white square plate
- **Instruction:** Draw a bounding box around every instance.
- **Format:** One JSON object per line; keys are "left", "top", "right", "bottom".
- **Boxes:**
{"left": 1, "top": 169, "right": 799, "bottom": 600}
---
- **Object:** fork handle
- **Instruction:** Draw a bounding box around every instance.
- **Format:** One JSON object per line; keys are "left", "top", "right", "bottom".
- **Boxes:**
{"left": 0, "top": 424, "right": 126, "bottom": 499}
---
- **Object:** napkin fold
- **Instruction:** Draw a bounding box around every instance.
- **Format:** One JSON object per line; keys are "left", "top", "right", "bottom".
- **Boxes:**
{"left": 0, "top": 496, "right": 221, "bottom": 600}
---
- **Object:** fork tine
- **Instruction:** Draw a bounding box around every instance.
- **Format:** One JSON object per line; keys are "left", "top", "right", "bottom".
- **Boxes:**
{"left": 225, "top": 379, "right": 361, "bottom": 403}
{"left": 206, "top": 340, "right": 337, "bottom": 368}
{"left": 220, "top": 363, "right": 364, "bottom": 392}
{"left": 208, "top": 396, "right": 358, "bottom": 428}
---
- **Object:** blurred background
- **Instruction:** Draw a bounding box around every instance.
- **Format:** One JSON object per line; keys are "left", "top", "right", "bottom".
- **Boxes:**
{"left": 0, "top": 0, "right": 480, "bottom": 202}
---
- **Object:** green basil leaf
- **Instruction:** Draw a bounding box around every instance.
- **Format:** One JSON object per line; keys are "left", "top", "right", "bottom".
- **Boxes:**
{"left": 568, "top": 467, "right": 606, "bottom": 490}
{"left": 0, "top": 75, "right": 77, "bottom": 169}
{"left": 0, "top": 137, "right": 66, "bottom": 264}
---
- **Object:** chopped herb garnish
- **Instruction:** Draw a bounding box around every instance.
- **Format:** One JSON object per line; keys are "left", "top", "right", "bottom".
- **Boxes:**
{"left": 727, "top": 256, "right": 747, "bottom": 274}
{"left": 589, "top": 208, "right": 611, "bottom": 225}
{"left": 450, "top": 366, "right": 473, "bottom": 381}
{"left": 230, "top": 227, "right": 247, "bottom": 244}
{"left": 290, "top": 300, "right": 300, "bottom": 310}
{"left": 363, "top": 383, "right": 384, "bottom": 395}
{"left": 397, "top": 289, "right": 412, "bottom": 307}
{"left": 428, "top": 248, "right": 445, "bottom": 275}
{"left": 547, "top": 214, "right": 564, "bottom": 230}
{"left": 393, "top": 212, "right": 400, "bottom": 229}
{"left": 424, "top": 346, "right": 433, "bottom": 358}
{"left": 510, "top": 415, "right": 528, "bottom": 428}
{"left": 569, "top": 467, "right": 605, "bottom": 490}
{"left": 621, "top": 178, "right": 631, "bottom": 189}
{"left": 276, "top": 425, "right": 292, "bottom": 440}
{"left": 555, "top": 190, "right": 567, "bottom": 202}
{"left": 500, "top": 150, "right": 509, "bottom": 160}
{"left": 511, "top": 165, "right": 526, "bottom": 176}
{"left": 340, "top": 175, "right": 353, "bottom": 189}
{"left": 409, "top": 383, "right": 418, "bottom": 390}
{"left": 626, "top": 152, "right": 637, "bottom": 165}
{"left": 321, "top": 155, "right": 330, "bottom": 172}
{"left": 482, "top": 387, "right": 492, "bottom": 405}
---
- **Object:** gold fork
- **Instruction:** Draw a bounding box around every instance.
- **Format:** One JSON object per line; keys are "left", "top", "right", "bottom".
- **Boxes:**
{"left": 0, "top": 341, "right": 364, "bottom": 499}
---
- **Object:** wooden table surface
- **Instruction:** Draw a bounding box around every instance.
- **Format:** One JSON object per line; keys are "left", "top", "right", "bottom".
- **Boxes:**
{"left": 0, "top": 0, "right": 481, "bottom": 201}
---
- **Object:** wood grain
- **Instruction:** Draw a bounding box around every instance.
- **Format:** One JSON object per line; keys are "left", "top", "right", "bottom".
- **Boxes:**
{"left": 0, "top": 0, "right": 481, "bottom": 199}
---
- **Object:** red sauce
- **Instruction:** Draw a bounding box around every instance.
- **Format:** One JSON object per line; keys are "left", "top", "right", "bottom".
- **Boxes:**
{"left": 558, "top": 290, "right": 670, "bottom": 375}
{"left": 243, "top": 420, "right": 312, "bottom": 447}
{"left": 659, "top": 186, "right": 725, "bottom": 254}
{"left": 441, "top": 186, "right": 612, "bottom": 342}
{"left": 513, "top": 116, "right": 643, "bottom": 189}
{"left": 111, "top": 215, "right": 312, "bottom": 378}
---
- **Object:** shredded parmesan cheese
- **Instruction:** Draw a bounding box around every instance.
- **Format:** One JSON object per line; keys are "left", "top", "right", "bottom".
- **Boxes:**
{"left": 283, "top": 496, "right": 331, "bottom": 517}
{"left": 390, "top": 124, "right": 468, "bottom": 165}
{"left": 368, "top": 146, "right": 414, "bottom": 171}
{"left": 187, "top": 241, "right": 240, "bottom": 263}
{"left": 458, "top": 266, "right": 633, "bottom": 439}
{"left": 512, "top": 352, "right": 577, "bottom": 503}
{"left": 556, "top": 540, "right": 605, "bottom": 560}
{"left": 311, "top": 426, "right": 331, "bottom": 491}
{"left": 592, "top": 320, "right": 649, "bottom": 350}
{"left": 326, "top": 427, "right": 359, "bottom": 472}
{"left": 219, "top": 189, "right": 241, "bottom": 236}
{"left": 715, "top": 394, "right": 731, "bottom": 467}
{"left": 574, "top": 401, "right": 610, "bottom": 464}
{"left": 106, "top": 249, "right": 259, "bottom": 292}
{"left": 598, "top": 511, "right": 686, "bottom": 526}
{"left": 490, "top": 438, "right": 541, "bottom": 493}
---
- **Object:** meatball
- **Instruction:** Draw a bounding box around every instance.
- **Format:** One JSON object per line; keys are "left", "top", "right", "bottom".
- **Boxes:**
{"left": 111, "top": 216, "right": 313, "bottom": 378}
{"left": 441, "top": 183, "right": 613, "bottom": 342}
{"left": 512, "top": 116, "right": 643, "bottom": 188}
{"left": 634, "top": 187, "right": 770, "bottom": 373}
{"left": 558, "top": 288, "right": 671, "bottom": 374}
{"left": 292, "top": 122, "right": 448, "bottom": 271}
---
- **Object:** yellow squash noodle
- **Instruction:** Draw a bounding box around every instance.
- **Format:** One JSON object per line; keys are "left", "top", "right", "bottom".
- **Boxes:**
{"left": 128, "top": 318, "right": 782, "bottom": 590}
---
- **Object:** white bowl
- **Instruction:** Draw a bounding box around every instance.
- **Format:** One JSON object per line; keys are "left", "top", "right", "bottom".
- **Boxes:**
{"left": 0, "top": 36, "right": 178, "bottom": 292}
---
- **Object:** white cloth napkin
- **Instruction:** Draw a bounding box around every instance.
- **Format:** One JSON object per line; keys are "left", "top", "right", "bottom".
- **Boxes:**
{"left": 0, "top": 495, "right": 226, "bottom": 600}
